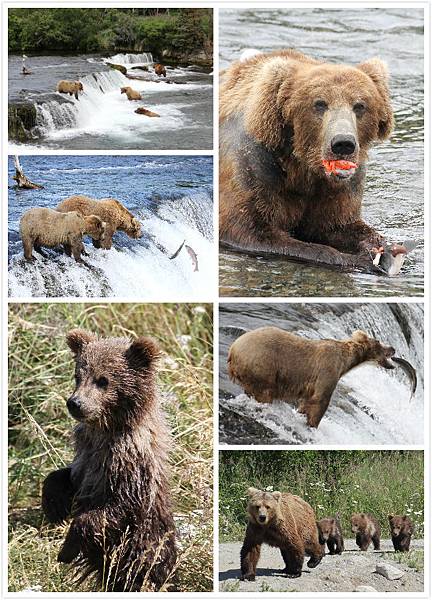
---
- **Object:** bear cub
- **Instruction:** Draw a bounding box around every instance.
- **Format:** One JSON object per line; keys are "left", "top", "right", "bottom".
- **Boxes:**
{"left": 42, "top": 329, "right": 176, "bottom": 591}
{"left": 317, "top": 514, "right": 344, "bottom": 555}
{"left": 351, "top": 512, "right": 381, "bottom": 551}
{"left": 388, "top": 514, "right": 414, "bottom": 552}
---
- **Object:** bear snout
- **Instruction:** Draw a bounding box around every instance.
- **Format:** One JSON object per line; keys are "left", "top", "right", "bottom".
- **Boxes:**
{"left": 330, "top": 134, "right": 357, "bottom": 157}
{"left": 66, "top": 396, "right": 84, "bottom": 420}
{"left": 258, "top": 514, "right": 267, "bottom": 523}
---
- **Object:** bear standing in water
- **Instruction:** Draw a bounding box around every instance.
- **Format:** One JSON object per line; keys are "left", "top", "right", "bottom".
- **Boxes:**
{"left": 42, "top": 330, "right": 177, "bottom": 591}
{"left": 240, "top": 487, "right": 324, "bottom": 580}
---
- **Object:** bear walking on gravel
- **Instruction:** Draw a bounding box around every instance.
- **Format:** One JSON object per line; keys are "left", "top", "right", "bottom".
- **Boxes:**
{"left": 120, "top": 86, "right": 142, "bottom": 100}
{"left": 240, "top": 487, "right": 324, "bottom": 580}
{"left": 228, "top": 327, "right": 396, "bottom": 428}
{"left": 56, "top": 80, "right": 84, "bottom": 100}
{"left": 219, "top": 49, "right": 412, "bottom": 273}
{"left": 351, "top": 513, "right": 381, "bottom": 551}
{"left": 41, "top": 329, "right": 177, "bottom": 592}
{"left": 388, "top": 514, "right": 414, "bottom": 552}
{"left": 20, "top": 207, "right": 105, "bottom": 263}
{"left": 317, "top": 514, "right": 344, "bottom": 555}
{"left": 57, "top": 195, "right": 142, "bottom": 250}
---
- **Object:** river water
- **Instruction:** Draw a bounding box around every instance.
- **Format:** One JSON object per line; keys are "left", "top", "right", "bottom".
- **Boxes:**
{"left": 8, "top": 52, "right": 213, "bottom": 150}
{"left": 8, "top": 155, "right": 214, "bottom": 299}
{"left": 219, "top": 8, "right": 424, "bottom": 297}
{"left": 219, "top": 303, "right": 424, "bottom": 445}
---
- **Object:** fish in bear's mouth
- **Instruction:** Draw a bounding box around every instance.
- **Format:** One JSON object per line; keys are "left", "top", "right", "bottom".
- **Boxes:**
{"left": 322, "top": 159, "right": 358, "bottom": 180}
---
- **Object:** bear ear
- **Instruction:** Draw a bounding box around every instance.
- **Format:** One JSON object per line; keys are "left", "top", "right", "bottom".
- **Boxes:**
{"left": 330, "top": 518, "right": 335, "bottom": 524}
{"left": 352, "top": 330, "right": 369, "bottom": 343}
{"left": 272, "top": 491, "right": 282, "bottom": 502}
{"left": 357, "top": 58, "right": 394, "bottom": 140}
{"left": 247, "top": 487, "right": 260, "bottom": 497}
{"left": 388, "top": 514, "right": 394, "bottom": 521}
{"left": 66, "top": 329, "right": 96, "bottom": 355}
{"left": 125, "top": 337, "right": 161, "bottom": 370}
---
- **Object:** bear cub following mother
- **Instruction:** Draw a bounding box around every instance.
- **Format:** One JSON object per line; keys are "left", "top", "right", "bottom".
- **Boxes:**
{"left": 42, "top": 329, "right": 176, "bottom": 592}
{"left": 240, "top": 487, "right": 324, "bottom": 580}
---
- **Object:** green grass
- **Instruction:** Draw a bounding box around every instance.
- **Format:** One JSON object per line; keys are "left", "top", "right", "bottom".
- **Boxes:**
{"left": 8, "top": 303, "right": 213, "bottom": 592}
{"left": 219, "top": 451, "right": 424, "bottom": 544}
{"left": 393, "top": 549, "right": 424, "bottom": 572}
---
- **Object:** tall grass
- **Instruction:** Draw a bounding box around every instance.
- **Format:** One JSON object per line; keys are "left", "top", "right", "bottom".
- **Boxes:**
{"left": 219, "top": 450, "right": 424, "bottom": 543}
{"left": 8, "top": 303, "right": 213, "bottom": 592}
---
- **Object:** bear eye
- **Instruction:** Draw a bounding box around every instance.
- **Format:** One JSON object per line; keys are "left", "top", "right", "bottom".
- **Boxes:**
{"left": 95, "top": 376, "right": 109, "bottom": 389}
{"left": 353, "top": 101, "right": 366, "bottom": 115}
{"left": 314, "top": 99, "right": 328, "bottom": 113}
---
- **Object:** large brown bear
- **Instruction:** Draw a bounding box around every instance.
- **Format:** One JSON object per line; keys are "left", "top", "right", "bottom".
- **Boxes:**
{"left": 20, "top": 207, "right": 105, "bottom": 263}
{"left": 41, "top": 330, "right": 177, "bottom": 592}
{"left": 56, "top": 80, "right": 84, "bottom": 100}
{"left": 351, "top": 513, "right": 381, "bottom": 550}
{"left": 120, "top": 86, "right": 142, "bottom": 100}
{"left": 219, "top": 49, "right": 408, "bottom": 272}
{"left": 228, "top": 327, "right": 395, "bottom": 428}
{"left": 388, "top": 514, "right": 414, "bottom": 552}
{"left": 317, "top": 514, "right": 344, "bottom": 554}
{"left": 56, "top": 195, "right": 142, "bottom": 250}
{"left": 154, "top": 63, "right": 167, "bottom": 77}
{"left": 240, "top": 487, "right": 324, "bottom": 580}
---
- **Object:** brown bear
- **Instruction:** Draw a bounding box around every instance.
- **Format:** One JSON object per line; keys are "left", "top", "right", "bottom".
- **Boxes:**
{"left": 154, "top": 63, "right": 167, "bottom": 77}
{"left": 351, "top": 513, "right": 381, "bottom": 551}
{"left": 41, "top": 329, "right": 177, "bottom": 592}
{"left": 20, "top": 207, "right": 105, "bottom": 263}
{"left": 388, "top": 514, "right": 414, "bottom": 552}
{"left": 56, "top": 195, "right": 142, "bottom": 250}
{"left": 56, "top": 80, "right": 84, "bottom": 100}
{"left": 228, "top": 327, "right": 395, "bottom": 428}
{"left": 317, "top": 514, "right": 344, "bottom": 555}
{"left": 135, "top": 107, "right": 160, "bottom": 117}
{"left": 120, "top": 86, "right": 142, "bottom": 100}
{"left": 240, "top": 487, "right": 324, "bottom": 580}
{"left": 219, "top": 49, "right": 409, "bottom": 273}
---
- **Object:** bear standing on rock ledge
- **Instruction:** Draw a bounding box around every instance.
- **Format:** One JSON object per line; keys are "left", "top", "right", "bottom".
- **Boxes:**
{"left": 240, "top": 487, "right": 324, "bottom": 580}
{"left": 219, "top": 49, "right": 411, "bottom": 274}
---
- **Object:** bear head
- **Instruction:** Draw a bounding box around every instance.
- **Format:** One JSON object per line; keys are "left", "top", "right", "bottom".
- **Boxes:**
{"left": 76, "top": 81, "right": 84, "bottom": 92}
{"left": 317, "top": 517, "right": 336, "bottom": 543}
{"left": 83, "top": 215, "right": 106, "bottom": 241}
{"left": 388, "top": 514, "right": 412, "bottom": 536}
{"left": 351, "top": 512, "right": 369, "bottom": 533}
{"left": 351, "top": 330, "right": 395, "bottom": 369}
{"left": 245, "top": 54, "right": 393, "bottom": 184}
{"left": 65, "top": 329, "right": 161, "bottom": 430}
{"left": 120, "top": 87, "right": 130, "bottom": 95}
{"left": 246, "top": 487, "right": 282, "bottom": 526}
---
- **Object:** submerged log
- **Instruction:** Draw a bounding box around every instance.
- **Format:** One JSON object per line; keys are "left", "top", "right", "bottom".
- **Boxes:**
{"left": 13, "top": 155, "right": 43, "bottom": 189}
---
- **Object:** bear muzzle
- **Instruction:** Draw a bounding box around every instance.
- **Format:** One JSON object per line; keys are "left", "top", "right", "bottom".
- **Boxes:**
{"left": 66, "top": 395, "right": 84, "bottom": 420}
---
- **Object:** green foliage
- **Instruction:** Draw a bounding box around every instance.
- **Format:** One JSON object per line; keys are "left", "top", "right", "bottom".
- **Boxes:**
{"left": 8, "top": 303, "right": 213, "bottom": 592}
{"left": 8, "top": 8, "right": 213, "bottom": 58}
{"left": 219, "top": 450, "right": 424, "bottom": 543}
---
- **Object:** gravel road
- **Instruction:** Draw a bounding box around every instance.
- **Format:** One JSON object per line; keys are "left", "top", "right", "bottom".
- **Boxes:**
{"left": 219, "top": 539, "right": 424, "bottom": 592}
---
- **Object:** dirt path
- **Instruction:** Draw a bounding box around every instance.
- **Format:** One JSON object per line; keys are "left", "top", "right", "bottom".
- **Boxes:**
{"left": 219, "top": 539, "right": 424, "bottom": 592}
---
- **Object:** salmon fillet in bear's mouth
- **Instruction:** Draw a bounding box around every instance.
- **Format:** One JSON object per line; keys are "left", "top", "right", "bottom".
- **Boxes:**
{"left": 322, "top": 160, "right": 358, "bottom": 178}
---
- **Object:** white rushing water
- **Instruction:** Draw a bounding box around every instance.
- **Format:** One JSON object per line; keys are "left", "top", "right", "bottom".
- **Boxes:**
{"left": 105, "top": 52, "right": 154, "bottom": 65}
{"left": 220, "top": 304, "right": 424, "bottom": 445}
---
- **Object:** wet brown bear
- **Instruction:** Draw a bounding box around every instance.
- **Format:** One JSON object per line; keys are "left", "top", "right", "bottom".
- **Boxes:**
{"left": 20, "top": 207, "right": 105, "bottom": 263}
{"left": 57, "top": 195, "right": 142, "bottom": 250}
{"left": 120, "top": 86, "right": 142, "bottom": 100}
{"left": 219, "top": 49, "right": 407, "bottom": 272}
{"left": 41, "top": 330, "right": 177, "bottom": 592}
{"left": 351, "top": 513, "right": 381, "bottom": 551}
{"left": 388, "top": 514, "right": 414, "bottom": 552}
{"left": 317, "top": 514, "right": 344, "bottom": 555}
{"left": 56, "top": 80, "right": 84, "bottom": 100}
{"left": 240, "top": 487, "right": 324, "bottom": 580}
{"left": 228, "top": 327, "right": 395, "bottom": 428}
{"left": 154, "top": 63, "right": 167, "bottom": 77}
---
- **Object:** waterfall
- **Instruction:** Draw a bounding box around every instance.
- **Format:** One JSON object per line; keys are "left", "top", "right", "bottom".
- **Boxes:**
{"left": 105, "top": 52, "right": 154, "bottom": 65}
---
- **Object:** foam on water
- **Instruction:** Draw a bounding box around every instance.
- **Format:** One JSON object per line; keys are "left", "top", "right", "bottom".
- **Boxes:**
{"left": 106, "top": 52, "right": 154, "bottom": 65}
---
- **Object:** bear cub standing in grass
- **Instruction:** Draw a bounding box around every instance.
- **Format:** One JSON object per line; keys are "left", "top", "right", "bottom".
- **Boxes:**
{"left": 317, "top": 514, "right": 344, "bottom": 555}
{"left": 351, "top": 513, "right": 381, "bottom": 551}
{"left": 42, "top": 330, "right": 177, "bottom": 592}
{"left": 388, "top": 514, "right": 414, "bottom": 552}
{"left": 240, "top": 487, "right": 324, "bottom": 580}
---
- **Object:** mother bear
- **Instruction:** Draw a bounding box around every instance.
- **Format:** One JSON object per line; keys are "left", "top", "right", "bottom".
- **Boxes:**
{"left": 220, "top": 49, "right": 407, "bottom": 271}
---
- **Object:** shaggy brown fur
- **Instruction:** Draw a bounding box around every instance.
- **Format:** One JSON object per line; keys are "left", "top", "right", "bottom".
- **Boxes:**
{"left": 351, "top": 513, "right": 381, "bottom": 551}
{"left": 56, "top": 80, "right": 84, "bottom": 100}
{"left": 154, "top": 63, "right": 167, "bottom": 77}
{"left": 57, "top": 195, "right": 142, "bottom": 250}
{"left": 20, "top": 207, "right": 105, "bottom": 263}
{"left": 388, "top": 514, "right": 413, "bottom": 552}
{"left": 241, "top": 487, "right": 324, "bottom": 580}
{"left": 120, "top": 86, "right": 142, "bottom": 100}
{"left": 228, "top": 327, "right": 395, "bottom": 428}
{"left": 135, "top": 107, "right": 160, "bottom": 117}
{"left": 41, "top": 330, "right": 177, "bottom": 591}
{"left": 317, "top": 514, "right": 344, "bottom": 554}
{"left": 219, "top": 49, "right": 394, "bottom": 270}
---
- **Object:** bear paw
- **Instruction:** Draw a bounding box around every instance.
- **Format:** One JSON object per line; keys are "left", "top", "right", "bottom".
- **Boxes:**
{"left": 239, "top": 573, "right": 255, "bottom": 582}
{"left": 286, "top": 572, "right": 302, "bottom": 579}
{"left": 307, "top": 556, "right": 323, "bottom": 568}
